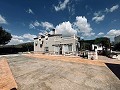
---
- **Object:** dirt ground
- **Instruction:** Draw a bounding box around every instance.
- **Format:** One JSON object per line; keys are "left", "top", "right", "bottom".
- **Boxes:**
{"left": 0, "top": 58, "right": 17, "bottom": 90}
{"left": 25, "top": 54, "right": 106, "bottom": 66}
{"left": 1, "top": 54, "right": 119, "bottom": 90}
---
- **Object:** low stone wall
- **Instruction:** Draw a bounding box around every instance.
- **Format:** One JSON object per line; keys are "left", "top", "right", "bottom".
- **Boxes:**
{"left": 88, "top": 51, "right": 98, "bottom": 60}
{"left": 33, "top": 51, "right": 78, "bottom": 56}
{"left": 117, "top": 54, "right": 120, "bottom": 60}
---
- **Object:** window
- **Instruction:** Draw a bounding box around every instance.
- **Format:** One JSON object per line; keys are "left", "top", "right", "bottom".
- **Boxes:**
{"left": 35, "top": 41, "right": 38, "bottom": 46}
{"left": 45, "top": 36, "right": 48, "bottom": 40}
{"left": 94, "top": 46, "right": 97, "bottom": 51}
{"left": 68, "top": 45, "right": 72, "bottom": 51}
{"left": 42, "top": 41, "right": 43, "bottom": 44}
{"left": 44, "top": 47, "right": 49, "bottom": 52}
{"left": 46, "top": 38, "right": 48, "bottom": 40}
{"left": 40, "top": 40, "right": 43, "bottom": 48}
{"left": 40, "top": 44, "right": 42, "bottom": 48}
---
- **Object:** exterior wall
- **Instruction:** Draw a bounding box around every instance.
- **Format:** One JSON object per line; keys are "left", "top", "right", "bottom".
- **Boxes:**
{"left": 44, "top": 36, "right": 55, "bottom": 53}
{"left": 114, "top": 35, "right": 120, "bottom": 44}
{"left": 88, "top": 51, "right": 98, "bottom": 60}
{"left": 34, "top": 39, "right": 40, "bottom": 52}
{"left": 92, "top": 44, "right": 102, "bottom": 51}
{"left": 54, "top": 36, "right": 79, "bottom": 54}
{"left": 34, "top": 34, "right": 80, "bottom": 55}
{"left": 34, "top": 36, "right": 55, "bottom": 53}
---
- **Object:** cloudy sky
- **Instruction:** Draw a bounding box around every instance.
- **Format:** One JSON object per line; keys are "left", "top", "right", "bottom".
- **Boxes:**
{"left": 0, "top": 0, "right": 120, "bottom": 44}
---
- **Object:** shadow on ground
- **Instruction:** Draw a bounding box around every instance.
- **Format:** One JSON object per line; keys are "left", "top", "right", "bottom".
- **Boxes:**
{"left": 106, "top": 63, "right": 120, "bottom": 79}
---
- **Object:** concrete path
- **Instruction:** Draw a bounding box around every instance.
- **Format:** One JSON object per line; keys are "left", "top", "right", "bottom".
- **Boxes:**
{"left": 4, "top": 55, "right": 120, "bottom": 90}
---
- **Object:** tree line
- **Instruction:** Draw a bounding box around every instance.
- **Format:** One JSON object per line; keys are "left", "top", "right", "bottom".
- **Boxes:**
{"left": 0, "top": 26, "right": 33, "bottom": 55}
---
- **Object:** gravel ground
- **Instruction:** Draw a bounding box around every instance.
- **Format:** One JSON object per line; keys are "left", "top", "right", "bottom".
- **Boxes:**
{"left": 2, "top": 55, "right": 120, "bottom": 90}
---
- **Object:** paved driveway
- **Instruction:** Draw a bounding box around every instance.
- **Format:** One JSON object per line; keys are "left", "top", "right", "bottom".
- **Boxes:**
{"left": 4, "top": 55, "right": 120, "bottom": 90}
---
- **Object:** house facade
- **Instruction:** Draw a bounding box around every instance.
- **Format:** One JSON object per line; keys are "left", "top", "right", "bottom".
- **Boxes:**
{"left": 34, "top": 30, "right": 80, "bottom": 55}
{"left": 92, "top": 44, "right": 103, "bottom": 51}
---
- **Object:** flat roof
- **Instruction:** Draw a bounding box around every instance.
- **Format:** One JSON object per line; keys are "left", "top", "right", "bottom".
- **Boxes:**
{"left": 34, "top": 34, "right": 62, "bottom": 39}
{"left": 48, "top": 34, "right": 62, "bottom": 37}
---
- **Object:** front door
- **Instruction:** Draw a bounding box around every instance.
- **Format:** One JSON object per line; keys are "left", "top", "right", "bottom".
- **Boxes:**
{"left": 59, "top": 46, "right": 62, "bottom": 54}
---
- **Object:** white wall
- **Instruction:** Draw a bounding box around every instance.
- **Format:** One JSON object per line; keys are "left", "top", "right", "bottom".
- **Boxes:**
{"left": 34, "top": 35, "right": 79, "bottom": 55}
{"left": 92, "top": 44, "right": 102, "bottom": 51}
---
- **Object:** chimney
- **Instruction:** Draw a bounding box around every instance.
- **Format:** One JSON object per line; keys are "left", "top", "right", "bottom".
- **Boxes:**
{"left": 51, "top": 29, "right": 55, "bottom": 35}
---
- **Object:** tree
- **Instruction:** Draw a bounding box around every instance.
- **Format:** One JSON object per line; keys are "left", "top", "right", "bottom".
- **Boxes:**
{"left": 0, "top": 27, "right": 12, "bottom": 45}
{"left": 94, "top": 37, "right": 110, "bottom": 56}
{"left": 79, "top": 39, "right": 94, "bottom": 51}
{"left": 94, "top": 37, "right": 110, "bottom": 48}
{"left": 18, "top": 42, "right": 34, "bottom": 52}
{"left": 114, "top": 42, "right": 120, "bottom": 51}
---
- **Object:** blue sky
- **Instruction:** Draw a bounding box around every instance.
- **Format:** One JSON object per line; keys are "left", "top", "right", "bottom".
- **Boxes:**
{"left": 0, "top": 0, "right": 120, "bottom": 44}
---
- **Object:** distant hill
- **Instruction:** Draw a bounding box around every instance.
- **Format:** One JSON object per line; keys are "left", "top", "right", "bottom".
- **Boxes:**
{"left": 0, "top": 42, "right": 34, "bottom": 55}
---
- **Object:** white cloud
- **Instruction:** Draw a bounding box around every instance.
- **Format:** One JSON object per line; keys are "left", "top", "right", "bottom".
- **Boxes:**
{"left": 54, "top": 0, "right": 69, "bottom": 11}
{"left": 0, "top": 15, "right": 7, "bottom": 24}
{"left": 34, "top": 20, "right": 40, "bottom": 26}
{"left": 28, "top": 16, "right": 95, "bottom": 38}
{"left": 74, "top": 16, "right": 94, "bottom": 37}
{"left": 29, "top": 20, "right": 40, "bottom": 29}
{"left": 28, "top": 8, "right": 34, "bottom": 14}
{"left": 106, "top": 29, "right": 120, "bottom": 36}
{"left": 92, "top": 11, "right": 105, "bottom": 23}
{"left": 39, "top": 32, "right": 44, "bottom": 36}
{"left": 8, "top": 33, "right": 37, "bottom": 45}
{"left": 82, "top": 32, "right": 95, "bottom": 37}
{"left": 26, "top": 8, "right": 34, "bottom": 14}
{"left": 55, "top": 21, "right": 77, "bottom": 36}
{"left": 110, "top": 5, "right": 119, "bottom": 12}
{"left": 68, "top": 4, "right": 75, "bottom": 16}
{"left": 92, "top": 5, "right": 119, "bottom": 23}
{"left": 29, "top": 23, "right": 35, "bottom": 29}
{"left": 9, "top": 38, "right": 24, "bottom": 45}
{"left": 97, "top": 32, "right": 104, "bottom": 36}
{"left": 81, "top": 36, "right": 84, "bottom": 39}
{"left": 40, "top": 22, "right": 54, "bottom": 30}
{"left": 92, "top": 13, "right": 105, "bottom": 23}
{"left": 105, "top": 8, "right": 109, "bottom": 13}
{"left": 29, "top": 21, "right": 54, "bottom": 31}
{"left": 12, "top": 35, "right": 24, "bottom": 39}
{"left": 23, "top": 33, "right": 37, "bottom": 40}
{"left": 105, "top": 29, "right": 120, "bottom": 41}
{"left": 55, "top": 16, "right": 94, "bottom": 37}
{"left": 105, "top": 5, "right": 119, "bottom": 12}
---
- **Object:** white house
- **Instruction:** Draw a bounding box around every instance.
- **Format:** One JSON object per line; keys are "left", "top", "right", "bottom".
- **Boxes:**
{"left": 92, "top": 44, "right": 103, "bottom": 51}
{"left": 34, "top": 29, "right": 80, "bottom": 55}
